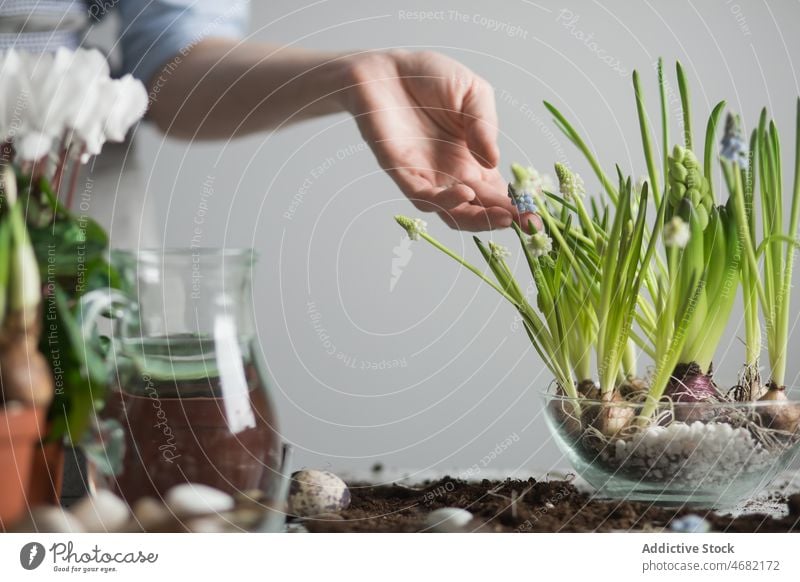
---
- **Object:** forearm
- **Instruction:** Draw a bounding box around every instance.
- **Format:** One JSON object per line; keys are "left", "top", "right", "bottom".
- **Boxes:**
{"left": 147, "top": 38, "right": 355, "bottom": 139}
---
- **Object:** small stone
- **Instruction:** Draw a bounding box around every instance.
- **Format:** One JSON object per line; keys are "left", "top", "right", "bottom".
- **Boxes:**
{"left": 603, "top": 421, "right": 776, "bottom": 488}
{"left": 289, "top": 470, "right": 351, "bottom": 517}
{"left": 670, "top": 514, "right": 711, "bottom": 533}
{"left": 187, "top": 517, "right": 229, "bottom": 533}
{"left": 787, "top": 494, "right": 800, "bottom": 517}
{"left": 15, "top": 507, "right": 85, "bottom": 533}
{"left": 165, "top": 484, "right": 235, "bottom": 516}
{"left": 304, "top": 512, "right": 344, "bottom": 521}
{"left": 132, "top": 497, "right": 170, "bottom": 529}
{"left": 70, "top": 490, "right": 130, "bottom": 532}
{"left": 425, "top": 507, "right": 473, "bottom": 532}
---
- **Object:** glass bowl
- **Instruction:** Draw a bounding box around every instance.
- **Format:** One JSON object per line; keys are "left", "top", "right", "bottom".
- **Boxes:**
{"left": 542, "top": 391, "right": 800, "bottom": 507}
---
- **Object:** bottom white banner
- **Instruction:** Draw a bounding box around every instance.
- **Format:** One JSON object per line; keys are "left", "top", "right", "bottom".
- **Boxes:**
{"left": 0, "top": 533, "right": 797, "bottom": 581}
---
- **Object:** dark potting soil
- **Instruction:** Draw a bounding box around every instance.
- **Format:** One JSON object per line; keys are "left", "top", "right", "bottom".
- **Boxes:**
{"left": 299, "top": 477, "right": 800, "bottom": 533}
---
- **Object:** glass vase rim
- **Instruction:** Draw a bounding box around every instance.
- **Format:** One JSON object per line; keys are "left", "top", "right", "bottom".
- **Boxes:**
{"left": 110, "top": 247, "right": 258, "bottom": 264}
{"left": 541, "top": 390, "right": 800, "bottom": 408}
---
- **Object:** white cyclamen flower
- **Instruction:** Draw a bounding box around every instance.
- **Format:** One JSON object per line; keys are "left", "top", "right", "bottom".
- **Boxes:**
{"left": 2, "top": 49, "right": 89, "bottom": 159}
{"left": 525, "top": 232, "right": 553, "bottom": 257}
{"left": 103, "top": 74, "right": 148, "bottom": 142}
{"left": 16, "top": 131, "right": 53, "bottom": 161}
{"left": 664, "top": 216, "right": 690, "bottom": 248}
{"left": 0, "top": 47, "right": 147, "bottom": 162}
{"left": 25, "top": 49, "right": 73, "bottom": 136}
{"left": 0, "top": 50, "right": 32, "bottom": 144}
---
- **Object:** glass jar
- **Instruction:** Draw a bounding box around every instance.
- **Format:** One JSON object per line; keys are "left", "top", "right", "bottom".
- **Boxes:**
{"left": 82, "top": 249, "right": 282, "bottom": 505}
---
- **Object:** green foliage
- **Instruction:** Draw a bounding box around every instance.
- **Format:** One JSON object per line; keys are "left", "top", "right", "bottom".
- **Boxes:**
{"left": 16, "top": 172, "right": 119, "bottom": 443}
{"left": 394, "top": 60, "right": 800, "bottom": 414}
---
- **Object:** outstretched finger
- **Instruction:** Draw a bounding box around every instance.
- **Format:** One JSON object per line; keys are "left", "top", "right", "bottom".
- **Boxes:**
{"left": 408, "top": 182, "right": 477, "bottom": 212}
{"left": 516, "top": 212, "right": 543, "bottom": 232}
{"left": 469, "top": 174, "right": 517, "bottom": 215}
{"left": 390, "top": 170, "right": 477, "bottom": 212}
{"left": 438, "top": 203, "right": 513, "bottom": 232}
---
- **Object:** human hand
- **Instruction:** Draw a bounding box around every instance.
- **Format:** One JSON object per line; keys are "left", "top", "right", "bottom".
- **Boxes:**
{"left": 343, "top": 50, "right": 538, "bottom": 231}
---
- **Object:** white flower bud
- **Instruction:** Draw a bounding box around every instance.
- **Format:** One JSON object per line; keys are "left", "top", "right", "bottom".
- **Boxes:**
{"left": 395, "top": 216, "right": 428, "bottom": 241}
{"left": 489, "top": 242, "right": 511, "bottom": 260}
{"left": 408, "top": 218, "right": 427, "bottom": 241}
{"left": 555, "top": 163, "right": 586, "bottom": 199}
{"left": 664, "top": 216, "right": 690, "bottom": 248}
{"left": 526, "top": 232, "right": 553, "bottom": 257}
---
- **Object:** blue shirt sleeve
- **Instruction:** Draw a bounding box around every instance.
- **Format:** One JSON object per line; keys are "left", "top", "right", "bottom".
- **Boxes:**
{"left": 118, "top": 0, "right": 249, "bottom": 84}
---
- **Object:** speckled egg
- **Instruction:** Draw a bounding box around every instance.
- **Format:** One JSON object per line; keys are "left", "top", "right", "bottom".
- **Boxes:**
{"left": 288, "top": 470, "right": 351, "bottom": 517}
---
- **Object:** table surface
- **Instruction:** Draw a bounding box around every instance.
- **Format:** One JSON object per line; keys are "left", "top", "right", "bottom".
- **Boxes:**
{"left": 334, "top": 467, "right": 800, "bottom": 519}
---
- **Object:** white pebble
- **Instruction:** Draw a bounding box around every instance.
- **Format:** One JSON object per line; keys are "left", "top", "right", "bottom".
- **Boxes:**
{"left": 188, "top": 517, "right": 229, "bottom": 533}
{"left": 71, "top": 490, "right": 130, "bottom": 532}
{"left": 425, "top": 507, "right": 473, "bottom": 532}
{"left": 605, "top": 421, "right": 775, "bottom": 487}
{"left": 16, "top": 507, "right": 85, "bottom": 533}
{"left": 165, "top": 484, "right": 234, "bottom": 516}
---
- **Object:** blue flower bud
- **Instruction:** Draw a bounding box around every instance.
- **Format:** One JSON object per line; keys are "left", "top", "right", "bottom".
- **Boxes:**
{"left": 720, "top": 113, "right": 748, "bottom": 166}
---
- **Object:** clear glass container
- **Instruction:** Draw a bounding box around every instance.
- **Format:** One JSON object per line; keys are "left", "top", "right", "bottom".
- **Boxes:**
{"left": 542, "top": 391, "right": 800, "bottom": 507}
{"left": 82, "top": 249, "right": 282, "bottom": 505}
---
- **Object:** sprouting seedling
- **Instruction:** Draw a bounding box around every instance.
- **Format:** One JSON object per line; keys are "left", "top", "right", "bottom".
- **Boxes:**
{"left": 0, "top": 165, "right": 54, "bottom": 408}
{"left": 719, "top": 113, "right": 761, "bottom": 396}
{"left": 543, "top": 61, "right": 749, "bottom": 417}
{"left": 730, "top": 102, "right": 800, "bottom": 405}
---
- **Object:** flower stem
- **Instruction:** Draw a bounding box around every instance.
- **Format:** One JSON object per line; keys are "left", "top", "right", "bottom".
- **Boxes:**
{"left": 418, "top": 232, "right": 518, "bottom": 305}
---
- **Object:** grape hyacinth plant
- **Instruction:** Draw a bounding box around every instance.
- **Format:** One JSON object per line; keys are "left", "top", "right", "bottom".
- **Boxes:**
{"left": 394, "top": 61, "right": 800, "bottom": 504}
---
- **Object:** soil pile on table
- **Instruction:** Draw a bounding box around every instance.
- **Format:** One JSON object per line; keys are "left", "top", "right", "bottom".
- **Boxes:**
{"left": 298, "top": 477, "right": 800, "bottom": 533}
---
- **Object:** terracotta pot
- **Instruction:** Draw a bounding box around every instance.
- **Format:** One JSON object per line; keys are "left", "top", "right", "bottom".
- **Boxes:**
{"left": 0, "top": 406, "right": 46, "bottom": 530}
{"left": 27, "top": 439, "right": 64, "bottom": 506}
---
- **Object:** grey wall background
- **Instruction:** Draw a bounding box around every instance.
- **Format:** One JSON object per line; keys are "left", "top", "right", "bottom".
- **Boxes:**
{"left": 107, "top": 0, "right": 800, "bottom": 477}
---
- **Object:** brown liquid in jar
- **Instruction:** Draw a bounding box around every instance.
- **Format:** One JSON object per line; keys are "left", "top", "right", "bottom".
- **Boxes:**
{"left": 103, "top": 363, "right": 281, "bottom": 503}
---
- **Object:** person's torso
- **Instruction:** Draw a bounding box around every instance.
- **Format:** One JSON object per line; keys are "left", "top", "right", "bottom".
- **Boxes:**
{"left": 0, "top": 0, "right": 89, "bottom": 51}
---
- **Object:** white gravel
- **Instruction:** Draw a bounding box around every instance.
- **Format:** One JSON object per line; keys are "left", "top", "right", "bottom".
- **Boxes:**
{"left": 600, "top": 421, "right": 776, "bottom": 484}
